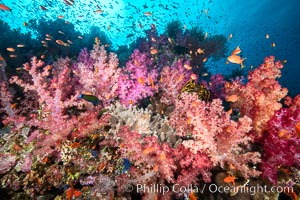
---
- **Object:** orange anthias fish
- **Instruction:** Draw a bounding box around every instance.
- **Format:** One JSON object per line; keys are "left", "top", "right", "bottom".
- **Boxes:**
{"left": 278, "top": 129, "right": 292, "bottom": 139}
{"left": 148, "top": 76, "right": 155, "bottom": 89}
{"left": 95, "top": 37, "right": 100, "bottom": 45}
{"left": 227, "top": 54, "right": 246, "bottom": 66}
{"left": 272, "top": 42, "right": 276, "bottom": 47}
{"left": 56, "top": 40, "right": 68, "bottom": 46}
{"left": 184, "top": 63, "right": 192, "bottom": 70}
{"left": 295, "top": 122, "right": 300, "bottom": 138}
{"left": 66, "top": 185, "right": 82, "bottom": 200}
{"left": 190, "top": 73, "right": 197, "bottom": 80}
{"left": 94, "top": 9, "right": 103, "bottom": 14}
{"left": 226, "top": 108, "right": 233, "bottom": 115}
{"left": 224, "top": 175, "right": 237, "bottom": 185}
{"left": 0, "top": 4, "right": 11, "bottom": 11}
{"left": 42, "top": 156, "right": 48, "bottom": 163}
{"left": 6, "top": 47, "right": 15, "bottom": 52}
{"left": 13, "top": 143, "right": 22, "bottom": 151}
{"left": 150, "top": 48, "right": 158, "bottom": 55}
{"left": 197, "top": 48, "right": 205, "bottom": 54}
{"left": 144, "top": 11, "right": 152, "bottom": 16}
{"left": 231, "top": 46, "right": 241, "bottom": 55}
{"left": 189, "top": 191, "right": 197, "bottom": 200}
{"left": 69, "top": 142, "right": 80, "bottom": 148}
{"left": 137, "top": 77, "right": 145, "bottom": 85}
{"left": 284, "top": 188, "right": 298, "bottom": 200}
{"left": 98, "top": 162, "right": 106, "bottom": 171}
{"left": 226, "top": 94, "right": 239, "bottom": 103}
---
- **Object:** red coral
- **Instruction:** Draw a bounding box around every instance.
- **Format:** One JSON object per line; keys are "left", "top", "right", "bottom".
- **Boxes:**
{"left": 261, "top": 105, "right": 300, "bottom": 184}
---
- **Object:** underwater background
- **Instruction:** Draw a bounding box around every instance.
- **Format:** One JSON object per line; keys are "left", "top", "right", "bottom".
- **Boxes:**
{"left": 1, "top": 0, "right": 300, "bottom": 200}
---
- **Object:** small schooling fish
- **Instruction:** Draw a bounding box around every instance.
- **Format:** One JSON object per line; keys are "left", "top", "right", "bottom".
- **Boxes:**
{"left": 224, "top": 175, "right": 237, "bottom": 185}
{"left": 0, "top": 4, "right": 11, "bottom": 11}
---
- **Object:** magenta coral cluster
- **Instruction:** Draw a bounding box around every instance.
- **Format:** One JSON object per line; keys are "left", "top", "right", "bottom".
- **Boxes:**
{"left": 261, "top": 95, "right": 300, "bottom": 184}
{"left": 117, "top": 49, "right": 158, "bottom": 106}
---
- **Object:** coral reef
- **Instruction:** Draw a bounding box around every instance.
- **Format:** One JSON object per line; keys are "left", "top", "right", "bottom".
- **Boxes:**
{"left": 0, "top": 25, "right": 299, "bottom": 200}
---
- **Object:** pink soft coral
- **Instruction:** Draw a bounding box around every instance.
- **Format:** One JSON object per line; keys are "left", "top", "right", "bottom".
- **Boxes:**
{"left": 159, "top": 59, "right": 192, "bottom": 105}
{"left": 7, "top": 57, "right": 110, "bottom": 159}
{"left": 225, "top": 56, "right": 288, "bottom": 139}
{"left": 169, "top": 93, "right": 261, "bottom": 178}
{"left": 115, "top": 125, "right": 213, "bottom": 199}
{"left": 73, "top": 44, "right": 120, "bottom": 106}
{"left": 116, "top": 126, "right": 176, "bottom": 183}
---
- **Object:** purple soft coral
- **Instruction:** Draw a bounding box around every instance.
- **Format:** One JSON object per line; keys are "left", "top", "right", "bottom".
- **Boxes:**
{"left": 117, "top": 49, "right": 158, "bottom": 106}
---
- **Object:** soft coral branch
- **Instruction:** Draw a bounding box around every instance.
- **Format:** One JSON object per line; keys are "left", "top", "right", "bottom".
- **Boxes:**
{"left": 74, "top": 44, "right": 120, "bottom": 105}
{"left": 170, "top": 93, "right": 261, "bottom": 178}
{"left": 117, "top": 49, "right": 158, "bottom": 106}
{"left": 225, "top": 56, "right": 288, "bottom": 139}
{"left": 6, "top": 56, "right": 109, "bottom": 159}
{"left": 261, "top": 100, "right": 300, "bottom": 184}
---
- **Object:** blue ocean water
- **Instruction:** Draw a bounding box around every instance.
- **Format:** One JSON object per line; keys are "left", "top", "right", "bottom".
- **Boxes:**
{"left": 1, "top": 0, "right": 299, "bottom": 95}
